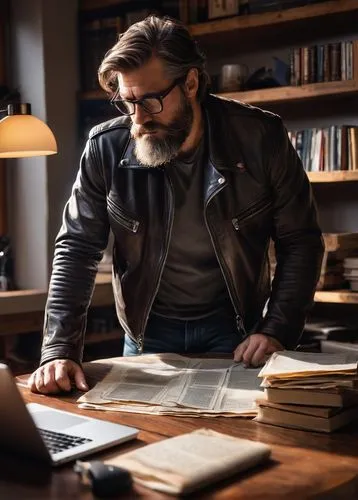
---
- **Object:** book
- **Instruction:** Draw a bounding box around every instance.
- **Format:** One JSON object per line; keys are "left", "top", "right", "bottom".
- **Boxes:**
{"left": 102, "top": 429, "right": 271, "bottom": 494}
{"left": 256, "top": 399, "right": 340, "bottom": 418}
{"left": 265, "top": 387, "right": 358, "bottom": 408}
{"left": 255, "top": 404, "right": 358, "bottom": 433}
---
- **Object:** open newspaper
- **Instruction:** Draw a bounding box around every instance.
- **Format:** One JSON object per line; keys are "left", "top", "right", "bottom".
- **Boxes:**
{"left": 78, "top": 354, "right": 263, "bottom": 417}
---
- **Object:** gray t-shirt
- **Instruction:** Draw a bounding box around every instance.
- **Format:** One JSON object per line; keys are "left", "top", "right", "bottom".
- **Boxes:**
{"left": 151, "top": 138, "right": 233, "bottom": 320}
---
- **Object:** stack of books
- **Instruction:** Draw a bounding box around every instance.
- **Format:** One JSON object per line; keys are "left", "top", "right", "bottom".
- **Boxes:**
{"left": 255, "top": 351, "right": 358, "bottom": 432}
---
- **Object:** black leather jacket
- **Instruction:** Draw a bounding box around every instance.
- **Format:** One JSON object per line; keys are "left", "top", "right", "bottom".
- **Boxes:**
{"left": 40, "top": 94, "right": 324, "bottom": 365}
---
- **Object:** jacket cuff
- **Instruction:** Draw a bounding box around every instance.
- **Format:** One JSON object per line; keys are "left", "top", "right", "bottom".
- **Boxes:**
{"left": 40, "top": 344, "right": 83, "bottom": 366}
{"left": 254, "top": 318, "right": 303, "bottom": 350}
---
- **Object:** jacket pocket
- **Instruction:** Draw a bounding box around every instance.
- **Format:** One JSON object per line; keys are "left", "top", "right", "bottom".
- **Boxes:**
{"left": 232, "top": 196, "right": 271, "bottom": 231}
{"left": 107, "top": 196, "right": 140, "bottom": 233}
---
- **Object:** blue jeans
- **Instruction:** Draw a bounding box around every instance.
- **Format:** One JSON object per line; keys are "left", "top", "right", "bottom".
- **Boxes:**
{"left": 123, "top": 312, "right": 243, "bottom": 356}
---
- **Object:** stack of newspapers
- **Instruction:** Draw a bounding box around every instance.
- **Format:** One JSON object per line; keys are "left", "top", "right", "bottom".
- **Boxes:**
{"left": 255, "top": 351, "right": 358, "bottom": 432}
{"left": 78, "top": 354, "right": 264, "bottom": 417}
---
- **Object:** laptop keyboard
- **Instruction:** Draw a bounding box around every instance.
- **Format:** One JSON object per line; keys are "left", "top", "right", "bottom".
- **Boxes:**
{"left": 38, "top": 428, "right": 93, "bottom": 454}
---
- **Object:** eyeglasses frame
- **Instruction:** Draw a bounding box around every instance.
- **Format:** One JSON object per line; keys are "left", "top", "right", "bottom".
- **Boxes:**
{"left": 110, "top": 76, "right": 186, "bottom": 116}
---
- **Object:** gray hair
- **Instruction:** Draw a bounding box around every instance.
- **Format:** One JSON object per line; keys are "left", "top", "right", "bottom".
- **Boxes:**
{"left": 98, "top": 15, "right": 210, "bottom": 101}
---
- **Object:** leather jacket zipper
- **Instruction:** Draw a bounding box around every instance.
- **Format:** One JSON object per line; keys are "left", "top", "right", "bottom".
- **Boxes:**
{"left": 232, "top": 199, "right": 271, "bottom": 231}
{"left": 137, "top": 172, "right": 175, "bottom": 352}
{"left": 107, "top": 197, "right": 140, "bottom": 233}
{"left": 203, "top": 177, "right": 247, "bottom": 338}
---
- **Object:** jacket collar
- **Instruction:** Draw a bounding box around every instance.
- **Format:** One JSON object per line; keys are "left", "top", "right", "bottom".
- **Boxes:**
{"left": 203, "top": 94, "right": 245, "bottom": 172}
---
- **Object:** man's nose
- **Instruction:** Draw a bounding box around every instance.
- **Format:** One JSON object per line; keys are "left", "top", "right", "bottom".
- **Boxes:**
{"left": 131, "top": 104, "right": 150, "bottom": 126}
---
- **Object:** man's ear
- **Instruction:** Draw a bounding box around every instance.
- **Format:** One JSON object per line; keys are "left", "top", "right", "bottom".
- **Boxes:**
{"left": 184, "top": 68, "right": 199, "bottom": 99}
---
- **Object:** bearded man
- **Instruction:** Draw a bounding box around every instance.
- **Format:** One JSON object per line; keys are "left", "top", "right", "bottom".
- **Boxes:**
{"left": 29, "top": 15, "right": 323, "bottom": 394}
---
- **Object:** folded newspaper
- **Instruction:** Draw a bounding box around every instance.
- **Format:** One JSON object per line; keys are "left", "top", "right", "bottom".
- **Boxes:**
{"left": 102, "top": 428, "right": 271, "bottom": 495}
{"left": 78, "top": 354, "right": 263, "bottom": 417}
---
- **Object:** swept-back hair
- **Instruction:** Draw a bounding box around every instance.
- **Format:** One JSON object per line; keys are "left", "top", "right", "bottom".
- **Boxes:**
{"left": 98, "top": 15, "right": 210, "bottom": 101}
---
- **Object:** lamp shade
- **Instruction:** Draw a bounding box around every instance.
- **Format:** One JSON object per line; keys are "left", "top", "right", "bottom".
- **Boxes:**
{"left": 0, "top": 104, "right": 57, "bottom": 158}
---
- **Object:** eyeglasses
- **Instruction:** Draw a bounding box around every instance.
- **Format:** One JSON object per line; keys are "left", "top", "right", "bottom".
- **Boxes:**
{"left": 110, "top": 77, "right": 185, "bottom": 116}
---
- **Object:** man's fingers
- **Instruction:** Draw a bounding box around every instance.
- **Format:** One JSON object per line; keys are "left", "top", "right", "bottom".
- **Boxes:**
{"left": 34, "top": 368, "right": 48, "bottom": 393}
{"left": 42, "top": 363, "right": 61, "bottom": 393}
{"left": 55, "top": 363, "right": 72, "bottom": 392}
{"left": 28, "top": 360, "right": 85, "bottom": 394}
{"left": 73, "top": 366, "right": 89, "bottom": 392}
{"left": 242, "top": 339, "right": 260, "bottom": 366}
{"left": 27, "top": 372, "right": 38, "bottom": 393}
{"left": 250, "top": 343, "right": 268, "bottom": 367}
{"left": 233, "top": 339, "right": 249, "bottom": 362}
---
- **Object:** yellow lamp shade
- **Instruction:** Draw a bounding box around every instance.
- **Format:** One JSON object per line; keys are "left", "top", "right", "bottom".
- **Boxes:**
{"left": 0, "top": 113, "right": 57, "bottom": 158}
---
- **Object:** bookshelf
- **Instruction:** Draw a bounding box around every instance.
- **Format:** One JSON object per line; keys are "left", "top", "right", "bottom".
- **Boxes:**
{"left": 221, "top": 79, "right": 358, "bottom": 106}
{"left": 188, "top": 0, "right": 358, "bottom": 38}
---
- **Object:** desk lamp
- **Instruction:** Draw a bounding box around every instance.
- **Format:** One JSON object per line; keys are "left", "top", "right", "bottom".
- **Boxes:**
{"left": 0, "top": 102, "right": 57, "bottom": 158}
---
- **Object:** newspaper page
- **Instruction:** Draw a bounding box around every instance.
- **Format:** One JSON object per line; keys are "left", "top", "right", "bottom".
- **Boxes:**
{"left": 216, "top": 365, "right": 263, "bottom": 413}
{"left": 259, "top": 351, "right": 358, "bottom": 379}
{"left": 79, "top": 354, "right": 190, "bottom": 406}
{"left": 102, "top": 428, "right": 271, "bottom": 495}
{"left": 78, "top": 354, "right": 264, "bottom": 416}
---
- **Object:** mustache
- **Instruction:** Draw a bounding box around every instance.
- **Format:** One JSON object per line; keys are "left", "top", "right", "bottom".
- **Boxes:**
{"left": 131, "top": 120, "right": 189, "bottom": 138}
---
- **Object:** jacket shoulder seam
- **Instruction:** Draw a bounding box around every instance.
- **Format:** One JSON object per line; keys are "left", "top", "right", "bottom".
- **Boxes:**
{"left": 89, "top": 119, "right": 130, "bottom": 140}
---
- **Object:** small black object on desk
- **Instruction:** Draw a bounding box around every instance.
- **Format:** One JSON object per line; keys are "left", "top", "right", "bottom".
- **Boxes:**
{"left": 74, "top": 460, "right": 133, "bottom": 497}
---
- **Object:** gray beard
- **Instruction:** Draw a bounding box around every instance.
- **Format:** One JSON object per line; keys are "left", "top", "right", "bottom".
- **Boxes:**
{"left": 134, "top": 133, "right": 185, "bottom": 167}
{"left": 132, "top": 97, "right": 193, "bottom": 167}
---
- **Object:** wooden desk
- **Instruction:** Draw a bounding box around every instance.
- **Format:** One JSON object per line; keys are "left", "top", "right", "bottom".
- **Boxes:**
{"left": 2, "top": 364, "right": 358, "bottom": 499}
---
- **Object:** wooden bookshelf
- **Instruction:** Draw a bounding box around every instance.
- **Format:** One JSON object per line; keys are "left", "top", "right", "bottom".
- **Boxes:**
{"left": 200, "top": 1, "right": 358, "bottom": 49}
{"left": 221, "top": 80, "right": 358, "bottom": 106}
{"left": 307, "top": 171, "right": 358, "bottom": 183}
{"left": 188, "top": 0, "right": 358, "bottom": 53}
{"left": 315, "top": 290, "right": 358, "bottom": 304}
{"left": 189, "top": 0, "right": 358, "bottom": 37}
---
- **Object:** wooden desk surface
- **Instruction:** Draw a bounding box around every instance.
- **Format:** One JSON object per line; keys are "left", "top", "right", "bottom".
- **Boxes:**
{"left": 2, "top": 364, "right": 358, "bottom": 499}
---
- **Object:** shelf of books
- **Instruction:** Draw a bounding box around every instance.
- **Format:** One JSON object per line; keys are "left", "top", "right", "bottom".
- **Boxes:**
{"left": 315, "top": 290, "right": 358, "bottom": 304}
{"left": 222, "top": 80, "right": 358, "bottom": 106}
{"left": 188, "top": 0, "right": 358, "bottom": 38}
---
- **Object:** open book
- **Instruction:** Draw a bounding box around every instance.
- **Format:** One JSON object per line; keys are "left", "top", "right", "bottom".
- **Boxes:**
{"left": 103, "top": 428, "right": 271, "bottom": 495}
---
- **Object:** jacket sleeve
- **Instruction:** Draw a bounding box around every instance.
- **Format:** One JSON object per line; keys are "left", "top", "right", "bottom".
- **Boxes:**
{"left": 40, "top": 138, "right": 110, "bottom": 365}
{"left": 257, "top": 117, "right": 324, "bottom": 348}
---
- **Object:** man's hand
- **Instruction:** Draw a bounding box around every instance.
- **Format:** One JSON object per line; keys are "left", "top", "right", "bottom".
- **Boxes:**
{"left": 28, "top": 359, "right": 89, "bottom": 394}
{"left": 234, "top": 333, "right": 283, "bottom": 367}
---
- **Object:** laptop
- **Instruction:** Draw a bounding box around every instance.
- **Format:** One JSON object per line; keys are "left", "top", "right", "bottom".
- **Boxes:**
{"left": 0, "top": 363, "right": 139, "bottom": 466}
